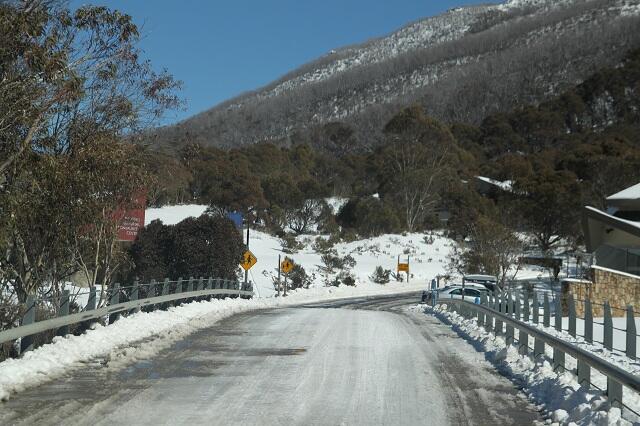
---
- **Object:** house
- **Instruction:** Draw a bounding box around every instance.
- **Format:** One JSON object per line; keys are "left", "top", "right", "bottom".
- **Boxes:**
{"left": 576, "top": 183, "right": 640, "bottom": 315}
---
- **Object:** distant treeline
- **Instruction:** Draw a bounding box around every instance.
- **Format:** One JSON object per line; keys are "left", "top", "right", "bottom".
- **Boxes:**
{"left": 146, "top": 48, "right": 640, "bottom": 250}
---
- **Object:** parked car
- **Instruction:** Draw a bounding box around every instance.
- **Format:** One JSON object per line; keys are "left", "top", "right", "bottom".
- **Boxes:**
{"left": 422, "top": 284, "right": 488, "bottom": 303}
{"left": 463, "top": 274, "right": 498, "bottom": 292}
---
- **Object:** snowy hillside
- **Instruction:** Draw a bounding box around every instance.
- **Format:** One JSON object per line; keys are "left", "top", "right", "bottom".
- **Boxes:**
{"left": 247, "top": 230, "right": 453, "bottom": 297}
{"left": 149, "top": 0, "right": 640, "bottom": 151}
{"left": 144, "top": 204, "right": 455, "bottom": 297}
{"left": 143, "top": 204, "right": 554, "bottom": 298}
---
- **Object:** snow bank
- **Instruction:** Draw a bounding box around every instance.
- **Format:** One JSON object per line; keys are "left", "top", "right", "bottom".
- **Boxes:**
{"left": 0, "top": 282, "right": 422, "bottom": 401}
{"left": 415, "top": 304, "right": 640, "bottom": 425}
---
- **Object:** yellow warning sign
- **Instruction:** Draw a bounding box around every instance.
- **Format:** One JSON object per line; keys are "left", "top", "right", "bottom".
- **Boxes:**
{"left": 241, "top": 250, "right": 257, "bottom": 271}
{"left": 397, "top": 263, "right": 409, "bottom": 273}
{"left": 281, "top": 258, "right": 294, "bottom": 274}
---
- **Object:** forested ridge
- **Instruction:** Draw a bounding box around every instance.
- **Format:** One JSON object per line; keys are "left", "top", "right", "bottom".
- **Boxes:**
{"left": 145, "top": 47, "right": 640, "bottom": 254}
{"left": 146, "top": 0, "right": 640, "bottom": 152}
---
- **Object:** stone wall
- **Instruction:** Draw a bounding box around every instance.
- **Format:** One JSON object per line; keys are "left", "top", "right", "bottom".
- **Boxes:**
{"left": 564, "top": 266, "right": 640, "bottom": 317}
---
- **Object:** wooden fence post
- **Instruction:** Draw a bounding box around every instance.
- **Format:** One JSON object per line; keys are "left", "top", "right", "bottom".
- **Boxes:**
{"left": 604, "top": 301, "right": 613, "bottom": 351}
{"left": 584, "top": 298, "right": 593, "bottom": 344}
{"left": 568, "top": 294, "right": 576, "bottom": 338}
{"left": 626, "top": 305, "right": 636, "bottom": 360}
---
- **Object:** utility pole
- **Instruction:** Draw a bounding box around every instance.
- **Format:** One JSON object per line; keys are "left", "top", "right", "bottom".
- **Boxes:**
{"left": 408, "top": 255, "right": 410, "bottom": 283}
{"left": 277, "top": 254, "right": 281, "bottom": 297}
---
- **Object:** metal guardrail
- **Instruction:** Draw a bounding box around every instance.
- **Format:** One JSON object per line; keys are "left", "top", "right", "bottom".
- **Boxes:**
{"left": 437, "top": 296, "right": 640, "bottom": 412}
{"left": 0, "top": 278, "right": 252, "bottom": 348}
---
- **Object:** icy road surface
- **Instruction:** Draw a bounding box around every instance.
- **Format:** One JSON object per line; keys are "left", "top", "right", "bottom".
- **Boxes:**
{"left": 1, "top": 294, "right": 540, "bottom": 425}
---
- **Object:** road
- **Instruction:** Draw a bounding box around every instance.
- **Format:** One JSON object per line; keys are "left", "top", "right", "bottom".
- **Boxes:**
{"left": 0, "top": 293, "right": 541, "bottom": 425}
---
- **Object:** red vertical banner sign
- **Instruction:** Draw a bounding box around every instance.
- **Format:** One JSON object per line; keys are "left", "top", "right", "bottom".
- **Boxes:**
{"left": 115, "top": 191, "right": 147, "bottom": 242}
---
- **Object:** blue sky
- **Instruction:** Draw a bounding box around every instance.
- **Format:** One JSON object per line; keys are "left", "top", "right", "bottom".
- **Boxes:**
{"left": 72, "top": 1, "right": 487, "bottom": 125}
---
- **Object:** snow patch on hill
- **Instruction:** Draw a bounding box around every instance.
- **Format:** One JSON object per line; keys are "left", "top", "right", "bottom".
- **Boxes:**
{"left": 145, "top": 204, "right": 208, "bottom": 225}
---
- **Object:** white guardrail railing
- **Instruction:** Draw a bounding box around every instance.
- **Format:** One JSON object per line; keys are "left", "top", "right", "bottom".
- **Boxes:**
{"left": 0, "top": 278, "right": 252, "bottom": 351}
{"left": 436, "top": 294, "right": 640, "bottom": 417}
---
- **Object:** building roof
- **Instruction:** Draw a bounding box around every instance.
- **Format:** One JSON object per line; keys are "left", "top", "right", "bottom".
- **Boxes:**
{"left": 474, "top": 176, "right": 514, "bottom": 192}
{"left": 607, "top": 182, "right": 640, "bottom": 209}
{"left": 582, "top": 206, "right": 640, "bottom": 252}
{"left": 608, "top": 182, "right": 640, "bottom": 201}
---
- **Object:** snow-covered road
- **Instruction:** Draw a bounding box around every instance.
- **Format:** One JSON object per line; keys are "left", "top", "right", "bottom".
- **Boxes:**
{"left": 1, "top": 294, "right": 540, "bottom": 425}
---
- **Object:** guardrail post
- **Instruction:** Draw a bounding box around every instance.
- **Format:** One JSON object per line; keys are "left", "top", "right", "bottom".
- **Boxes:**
{"left": 206, "top": 277, "right": 213, "bottom": 301}
{"left": 186, "top": 277, "right": 194, "bottom": 302}
{"left": 577, "top": 359, "right": 591, "bottom": 388}
{"left": 626, "top": 305, "right": 636, "bottom": 360}
{"left": 485, "top": 294, "right": 493, "bottom": 332}
{"left": 543, "top": 293, "right": 550, "bottom": 327}
{"left": 161, "top": 278, "right": 170, "bottom": 310}
{"left": 517, "top": 290, "right": 529, "bottom": 355}
{"left": 604, "top": 301, "right": 613, "bottom": 351}
{"left": 148, "top": 279, "right": 157, "bottom": 311}
{"left": 553, "top": 348, "right": 565, "bottom": 373}
{"left": 514, "top": 289, "right": 521, "bottom": 320}
{"left": 86, "top": 287, "right": 96, "bottom": 312}
{"left": 585, "top": 298, "right": 593, "bottom": 344}
{"left": 505, "top": 290, "right": 514, "bottom": 345}
{"left": 495, "top": 292, "right": 503, "bottom": 335}
{"left": 532, "top": 291, "right": 539, "bottom": 325}
{"left": 523, "top": 289, "right": 530, "bottom": 323}
{"left": 568, "top": 294, "right": 576, "bottom": 338}
{"left": 552, "top": 293, "right": 566, "bottom": 369}
{"left": 607, "top": 378, "right": 623, "bottom": 409}
{"left": 197, "top": 277, "right": 204, "bottom": 292}
{"left": 478, "top": 294, "right": 485, "bottom": 327}
{"left": 174, "top": 277, "right": 183, "bottom": 305}
{"left": 130, "top": 281, "right": 140, "bottom": 315}
{"left": 109, "top": 283, "right": 120, "bottom": 324}
{"left": 533, "top": 331, "right": 545, "bottom": 359}
{"left": 554, "top": 295, "right": 563, "bottom": 332}
{"left": 20, "top": 295, "right": 36, "bottom": 353}
{"left": 57, "top": 290, "right": 70, "bottom": 337}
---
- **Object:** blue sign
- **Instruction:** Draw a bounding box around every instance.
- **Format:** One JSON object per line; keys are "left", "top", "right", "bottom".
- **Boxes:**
{"left": 227, "top": 211, "right": 243, "bottom": 230}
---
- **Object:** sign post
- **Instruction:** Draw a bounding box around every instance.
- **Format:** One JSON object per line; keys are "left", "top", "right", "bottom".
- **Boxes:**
{"left": 244, "top": 225, "right": 250, "bottom": 288}
{"left": 277, "top": 254, "right": 281, "bottom": 297}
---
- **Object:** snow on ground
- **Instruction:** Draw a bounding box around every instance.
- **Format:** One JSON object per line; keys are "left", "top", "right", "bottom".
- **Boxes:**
{"left": 0, "top": 283, "right": 426, "bottom": 402}
{"left": 145, "top": 204, "right": 208, "bottom": 226}
{"left": 415, "top": 303, "right": 640, "bottom": 425}
{"left": 143, "top": 204, "right": 456, "bottom": 297}
{"left": 248, "top": 229, "right": 453, "bottom": 297}
{"left": 325, "top": 196, "right": 348, "bottom": 214}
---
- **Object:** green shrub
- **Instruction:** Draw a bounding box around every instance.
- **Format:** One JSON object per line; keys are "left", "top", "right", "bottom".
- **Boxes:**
{"left": 281, "top": 233, "right": 303, "bottom": 254}
{"left": 339, "top": 272, "right": 356, "bottom": 286}
{"left": 130, "top": 215, "right": 243, "bottom": 281}
{"left": 289, "top": 264, "right": 314, "bottom": 290}
{"left": 370, "top": 266, "right": 391, "bottom": 284}
{"left": 336, "top": 197, "right": 400, "bottom": 237}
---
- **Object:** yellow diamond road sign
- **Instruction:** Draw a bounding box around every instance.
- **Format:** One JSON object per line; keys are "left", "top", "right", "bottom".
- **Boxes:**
{"left": 281, "top": 258, "right": 294, "bottom": 274}
{"left": 241, "top": 250, "right": 257, "bottom": 271}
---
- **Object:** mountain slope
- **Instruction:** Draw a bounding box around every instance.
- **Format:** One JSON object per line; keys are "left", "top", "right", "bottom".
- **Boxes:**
{"left": 148, "top": 0, "right": 640, "bottom": 153}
